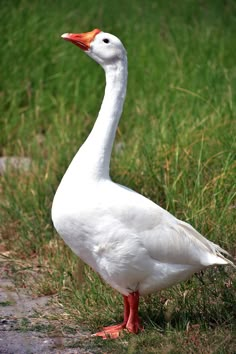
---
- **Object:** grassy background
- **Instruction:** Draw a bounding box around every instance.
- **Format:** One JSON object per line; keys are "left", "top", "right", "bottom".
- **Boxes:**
{"left": 0, "top": 0, "right": 236, "bottom": 352}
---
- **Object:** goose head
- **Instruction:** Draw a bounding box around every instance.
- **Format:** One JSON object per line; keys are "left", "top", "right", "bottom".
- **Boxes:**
{"left": 61, "top": 29, "right": 127, "bottom": 68}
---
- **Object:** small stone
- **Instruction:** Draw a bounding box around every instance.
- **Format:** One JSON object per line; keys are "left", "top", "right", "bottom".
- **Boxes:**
{"left": 0, "top": 157, "right": 31, "bottom": 175}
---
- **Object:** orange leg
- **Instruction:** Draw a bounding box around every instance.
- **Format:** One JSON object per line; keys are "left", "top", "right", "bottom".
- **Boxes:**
{"left": 126, "top": 291, "right": 143, "bottom": 334}
{"left": 93, "top": 291, "right": 143, "bottom": 339}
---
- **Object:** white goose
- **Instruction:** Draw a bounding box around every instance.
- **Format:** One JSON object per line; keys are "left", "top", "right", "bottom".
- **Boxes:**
{"left": 52, "top": 29, "right": 235, "bottom": 339}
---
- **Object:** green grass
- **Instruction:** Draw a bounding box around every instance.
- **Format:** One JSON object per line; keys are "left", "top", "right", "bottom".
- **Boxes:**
{"left": 0, "top": 0, "right": 236, "bottom": 352}
{"left": 0, "top": 300, "right": 15, "bottom": 306}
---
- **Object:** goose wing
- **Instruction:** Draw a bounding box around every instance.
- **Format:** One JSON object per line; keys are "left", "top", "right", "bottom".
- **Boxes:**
{"left": 105, "top": 182, "right": 234, "bottom": 267}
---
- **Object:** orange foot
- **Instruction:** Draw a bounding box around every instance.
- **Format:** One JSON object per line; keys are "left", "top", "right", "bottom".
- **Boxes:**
{"left": 93, "top": 323, "right": 126, "bottom": 339}
{"left": 92, "top": 291, "right": 144, "bottom": 340}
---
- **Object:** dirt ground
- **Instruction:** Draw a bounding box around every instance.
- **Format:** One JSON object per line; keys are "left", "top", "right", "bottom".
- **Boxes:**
{"left": 0, "top": 265, "right": 98, "bottom": 354}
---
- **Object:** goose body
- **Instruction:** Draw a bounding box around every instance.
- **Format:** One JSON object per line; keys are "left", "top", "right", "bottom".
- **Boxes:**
{"left": 52, "top": 29, "right": 234, "bottom": 338}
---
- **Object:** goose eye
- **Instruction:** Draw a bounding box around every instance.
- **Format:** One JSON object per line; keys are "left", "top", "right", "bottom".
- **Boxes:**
{"left": 103, "top": 38, "right": 109, "bottom": 44}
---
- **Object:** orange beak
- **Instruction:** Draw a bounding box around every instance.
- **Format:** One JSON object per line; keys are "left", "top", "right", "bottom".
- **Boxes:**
{"left": 61, "top": 29, "right": 101, "bottom": 51}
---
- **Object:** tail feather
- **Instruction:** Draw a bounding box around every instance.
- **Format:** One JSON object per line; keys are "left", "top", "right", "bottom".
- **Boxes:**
{"left": 179, "top": 220, "right": 235, "bottom": 268}
{"left": 212, "top": 243, "right": 236, "bottom": 269}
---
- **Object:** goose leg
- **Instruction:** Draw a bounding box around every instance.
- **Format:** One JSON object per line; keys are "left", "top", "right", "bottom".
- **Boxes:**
{"left": 93, "top": 291, "right": 143, "bottom": 339}
{"left": 126, "top": 291, "right": 143, "bottom": 334}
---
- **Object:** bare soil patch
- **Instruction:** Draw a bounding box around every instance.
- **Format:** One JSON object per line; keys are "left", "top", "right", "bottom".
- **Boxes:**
{"left": 0, "top": 264, "right": 98, "bottom": 354}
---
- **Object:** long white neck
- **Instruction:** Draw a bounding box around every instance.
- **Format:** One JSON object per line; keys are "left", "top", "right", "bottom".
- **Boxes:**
{"left": 74, "top": 57, "right": 128, "bottom": 179}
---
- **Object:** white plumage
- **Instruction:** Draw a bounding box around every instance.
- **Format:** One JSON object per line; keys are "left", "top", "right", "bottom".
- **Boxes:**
{"left": 52, "top": 29, "right": 234, "bottom": 338}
